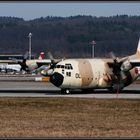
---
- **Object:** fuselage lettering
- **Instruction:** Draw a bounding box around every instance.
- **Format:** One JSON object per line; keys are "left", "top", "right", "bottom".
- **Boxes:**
{"left": 75, "top": 73, "right": 80, "bottom": 78}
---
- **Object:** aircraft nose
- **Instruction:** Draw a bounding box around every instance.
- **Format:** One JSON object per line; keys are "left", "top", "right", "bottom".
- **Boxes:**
{"left": 50, "top": 72, "right": 64, "bottom": 87}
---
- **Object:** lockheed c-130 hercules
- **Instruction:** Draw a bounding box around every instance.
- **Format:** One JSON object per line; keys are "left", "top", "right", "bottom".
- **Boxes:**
{"left": 40, "top": 38, "right": 140, "bottom": 94}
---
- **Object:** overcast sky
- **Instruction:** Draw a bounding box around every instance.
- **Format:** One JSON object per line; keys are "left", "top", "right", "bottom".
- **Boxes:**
{"left": 0, "top": 2, "right": 139, "bottom": 20}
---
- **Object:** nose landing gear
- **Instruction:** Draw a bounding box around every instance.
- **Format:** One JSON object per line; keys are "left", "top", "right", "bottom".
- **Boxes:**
{"left": 61, "top": 89, "right": 70, "bottom": 94}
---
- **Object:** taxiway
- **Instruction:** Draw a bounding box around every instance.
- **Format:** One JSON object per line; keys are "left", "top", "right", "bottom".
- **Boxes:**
{"left": 0, "top": 81, "right": 139, "bottom": 99}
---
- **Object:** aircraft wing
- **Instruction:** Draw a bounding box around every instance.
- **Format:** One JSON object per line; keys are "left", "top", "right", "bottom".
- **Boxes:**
{"left": 36, "top": 58, "right": 62, "bottom": 68}
{"left": 0, "top": 60, "right": 19, "bottom": 64}
{"left": 36, "top": 61, "right": 51, "bottom": 68}
{"left": 130, "top": 59, "right": 140, "bottom": 67}
{"left": 107, "top": 58, "right": 140, "bottom": 69}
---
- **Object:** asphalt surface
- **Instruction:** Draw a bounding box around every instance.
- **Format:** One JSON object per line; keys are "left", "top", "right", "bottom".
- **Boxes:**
{"left": 0, "top": 81, "right": 139, "bottom": 99}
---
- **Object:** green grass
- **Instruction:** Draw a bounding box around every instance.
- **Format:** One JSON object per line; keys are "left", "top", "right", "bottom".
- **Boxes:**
{"left": 0, "top": 97, "right": 139, "bottom": 138}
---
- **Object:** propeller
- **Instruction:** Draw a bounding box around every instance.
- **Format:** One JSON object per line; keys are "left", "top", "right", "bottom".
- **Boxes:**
{"left": 17, "top": 51, "right": 29, "bottom": 72}
{"left": 39, "top": 51, "right": 63, "bottom": 76}
{"left": 108, "top": 52, "right": 128, "bottom": 92}
{"left": 47, "top": 51, "right": 59, "bottom": 69}
{"left": 47, "top": 51, "right": 63, "bottom": 68}
{"left": 109, "top": 52, "right": 122, "bottom": 79}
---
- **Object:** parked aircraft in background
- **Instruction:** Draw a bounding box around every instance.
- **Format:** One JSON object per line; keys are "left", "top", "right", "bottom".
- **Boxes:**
{"left": 0, "top": 52, "right": 49, "bottom": 74}
{"left": 15, "top": 51, "right": 61, "bottom": 74}
{"left": 5, "top": 64, "right": 21, "bottom": 73}
{"left": 0, "top": 63, "right": 21, "bottom": 73}
{"left": 42, "top": 38, "right": 140, "bottom": 94}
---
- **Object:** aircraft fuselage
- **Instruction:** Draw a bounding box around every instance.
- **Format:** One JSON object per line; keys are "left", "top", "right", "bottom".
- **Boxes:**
{"left": 49, "top": 58, "right": 139, "bottom": 92}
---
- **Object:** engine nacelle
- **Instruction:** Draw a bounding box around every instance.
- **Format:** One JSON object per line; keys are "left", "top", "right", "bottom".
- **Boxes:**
{"left": 121, "top": 60, "right": 132, "bottom": 72}
{"left": 129, "top": 67, "right": 139, "bottom": 81}
{"left": 41, "top": 69, "right": 54, "bottom": 76}
{"left": 124, "top": 67, "right": 139, "bottom": 87}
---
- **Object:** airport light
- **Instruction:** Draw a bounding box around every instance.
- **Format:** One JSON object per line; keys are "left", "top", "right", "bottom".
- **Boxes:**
{"left": 91, "top": 40, "right": 96, "bottom": 58}
{"left": 28, "top": 32, "right": 32, "bottom": 60}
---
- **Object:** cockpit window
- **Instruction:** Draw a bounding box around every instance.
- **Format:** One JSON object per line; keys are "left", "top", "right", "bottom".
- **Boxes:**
{"left": 56, "top": 65, "right": 61, "bottom": 68}
{"left": 65, "top": 64, "right": 73, "bottom": 70}
{"left": 65, "top": 65, "right": 70, "bottom": 69}
{"left": 61, "top": 65, "right": 64, "bottom": 69}
{"left": 55, "top": 63, "right": 73, "bottom": 69}
{"left": 70, "top": 65, "right": 73, "bottom": 69}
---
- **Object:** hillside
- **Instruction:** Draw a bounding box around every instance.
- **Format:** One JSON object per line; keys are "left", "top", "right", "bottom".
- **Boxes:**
{"left": 0, "top": 15, "right": 140, "bottom": 58}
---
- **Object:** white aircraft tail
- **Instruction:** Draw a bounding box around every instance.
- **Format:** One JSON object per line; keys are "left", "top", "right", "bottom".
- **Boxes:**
{"left": 129, "top": 38, "right": 140, "bottom": 59}
{"left": 38, "top": 52, "right": 44, "bottom": 60}
{"left": 136, "top": 38, "right": 140, "bottom": 55}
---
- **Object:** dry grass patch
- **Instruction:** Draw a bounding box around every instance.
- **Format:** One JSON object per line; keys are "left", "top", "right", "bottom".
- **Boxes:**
{"left": 0, "top": 97, "right": 139, "bottom": 138}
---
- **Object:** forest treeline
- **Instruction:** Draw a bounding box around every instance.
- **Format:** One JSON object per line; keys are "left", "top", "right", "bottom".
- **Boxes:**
{"left": 0, "top": 15, "right": 140, "bottom": 58}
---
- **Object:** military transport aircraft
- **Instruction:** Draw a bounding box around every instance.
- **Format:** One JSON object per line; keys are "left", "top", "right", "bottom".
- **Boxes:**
{"left": 41, "top": 38, "right": 140, "bottom": 94}
{"left": 14, "top": 51, "right": 61, "bottom": 74}
{"left": 8, "top": 52, "right": 46, "bottom": 73}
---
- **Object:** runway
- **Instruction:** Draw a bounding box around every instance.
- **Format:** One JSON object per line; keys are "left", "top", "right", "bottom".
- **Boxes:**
{"left": 0, "top": 81, "right": 140, "bottom": 99}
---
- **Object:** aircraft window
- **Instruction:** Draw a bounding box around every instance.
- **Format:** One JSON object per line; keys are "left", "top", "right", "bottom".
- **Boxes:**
{"left": 65, "top": 64, "right": 73, "bottom": 70}
{"left": 56, "top": 65, "right": 61, "bottom": 68}
{"left": 61, "top": 65, "right": 64, "bottom": 69}
{"left": 62, "top": 69, "right": 64, "bottom": 74}
{"left": 65, "top": 65, "right": 68, "bottom": 69}
{"left": 56, "top": 64, "right": 73, "bottom": 69}
{"left": 66, "top": 72, "right": 71, "bottom": 77}
{"left": 70, "top": 65, "right": 73, "bottom": 69}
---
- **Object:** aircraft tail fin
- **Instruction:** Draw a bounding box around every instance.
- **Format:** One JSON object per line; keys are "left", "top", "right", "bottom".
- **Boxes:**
{"left": 136, "top": 38, "right": 140, "bottom": 55}
{"left": 38, "top": 52, "right": 44, "bottom": 60}
{"left": 128, "top": 38, "right": 140, "bottom": 60}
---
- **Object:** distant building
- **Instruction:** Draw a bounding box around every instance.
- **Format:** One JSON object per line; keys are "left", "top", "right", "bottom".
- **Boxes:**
{"left": 0, "top": 54, "right": 34, "bottom": 60}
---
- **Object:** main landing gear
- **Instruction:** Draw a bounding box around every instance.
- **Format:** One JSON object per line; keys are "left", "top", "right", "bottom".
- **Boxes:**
{"left": 61, "top": 89, "right": 70, "bottom": 94}
{"left": 108, "top": 84, "right": 123, "bottom": 93}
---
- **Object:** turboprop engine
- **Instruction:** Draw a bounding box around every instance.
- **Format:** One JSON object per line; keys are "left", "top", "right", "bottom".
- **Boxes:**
{"left": 120, "top": 59, "right": 132, "bottom": 72}
{"left": 41, "top": 68, "right": 54, "bottom": 76}
{"left": 108, "top": 52, "right": 139, "bottom": 92}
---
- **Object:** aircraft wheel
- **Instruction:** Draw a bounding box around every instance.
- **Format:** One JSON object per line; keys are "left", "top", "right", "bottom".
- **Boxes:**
{"left": 61, "top": 89, "right": 70, "bottom": 94}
